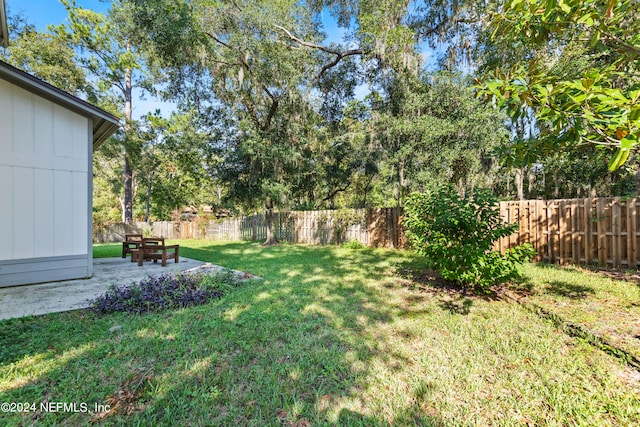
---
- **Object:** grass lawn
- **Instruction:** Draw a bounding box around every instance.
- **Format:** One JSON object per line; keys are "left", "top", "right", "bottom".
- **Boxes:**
{"left": 517, "top": 264, "right": 640, "bottom": 361}
{"left": 1, "top": 240, "right": 639, "bottom": 426}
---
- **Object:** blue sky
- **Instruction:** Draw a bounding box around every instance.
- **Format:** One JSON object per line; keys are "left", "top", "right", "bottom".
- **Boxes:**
{"left": 9, "top": 0, "right": 109, "bottom": 30}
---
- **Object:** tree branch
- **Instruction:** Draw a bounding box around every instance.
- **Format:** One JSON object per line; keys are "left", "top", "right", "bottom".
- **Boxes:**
{"left": 415, "top": 17, "right": 474, "bottom": 39}
{"left": 273, "top": 24, "right": 363, "bottom": 78}
{"left": 262, "top": 96, "right": 279, "bottom": 131}
{"left": 274, "top": 24, "right": 337, "bottom": 55}
{"left": 322, "top": 182, "right": 352, "bottom": 204}
{"left": 205, "top": 31, "right": 233, "bottom": 51}
{"left": 597, "top": 28, "right": 640, "bottom": 57}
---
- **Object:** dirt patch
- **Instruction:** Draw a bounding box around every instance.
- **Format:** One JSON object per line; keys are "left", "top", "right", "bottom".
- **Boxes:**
{"left": 91, "top": 368, "right": 154, "bottom": 422}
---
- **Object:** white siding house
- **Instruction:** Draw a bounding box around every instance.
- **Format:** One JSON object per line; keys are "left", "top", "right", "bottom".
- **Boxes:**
{"left": 0, "top": 60, "right": 119, "bottom": 287}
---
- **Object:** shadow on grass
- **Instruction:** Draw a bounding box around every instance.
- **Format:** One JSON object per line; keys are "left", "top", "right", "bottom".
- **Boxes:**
{"left": 517, "top": 263, "right": 597, "bottom": 300}
{"left": 0, "top": 242, "right": 447, "bottom": 426}
{"left": 440, "top": 298, "right": 474, "bottom": 315}
{"left": 392, "top": 258, "right": 513, "bottom": 316}
{"left": 544, "top": 280, "right": 595, "bottom": 299}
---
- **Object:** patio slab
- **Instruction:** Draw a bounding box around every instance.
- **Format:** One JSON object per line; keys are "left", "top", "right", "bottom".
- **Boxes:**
{"left": 0, "top": 257, "right": 248, "bottom": 320}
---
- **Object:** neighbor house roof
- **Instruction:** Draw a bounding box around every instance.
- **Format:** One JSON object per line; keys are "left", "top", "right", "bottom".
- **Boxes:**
{"left": 0, "top": 59, "right": 120, "bottom": 148}
{"left": 0, "top": 0, "right": 7, "bottom": 48}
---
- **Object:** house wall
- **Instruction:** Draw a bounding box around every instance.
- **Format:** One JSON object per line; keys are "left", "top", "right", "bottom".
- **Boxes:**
{"left": 0, "top": 78, "right": 92, "bottom": 287}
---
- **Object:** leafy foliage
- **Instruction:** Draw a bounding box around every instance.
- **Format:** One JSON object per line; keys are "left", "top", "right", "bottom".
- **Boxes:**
{"left": 1, "top": 14, "right": 94, "bottom": 99}
{"left": 342, "top": 239, "right": 367, "bottom": 249}
{"left": 373, "top": 72, "right": 506, "bottom": 204}
{"left": 90, "top": 270, "right": 240, "bottom": 314}
{"left": 404, "top": 188, "right": 535, "bottom": 290}
{"left": 480, "top": 0, "right": 640, "bottom": 170}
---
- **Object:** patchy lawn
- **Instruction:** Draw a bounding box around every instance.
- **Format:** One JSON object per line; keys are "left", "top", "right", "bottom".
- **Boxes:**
{"left": 0, "top": 241, "right": 638, "bottom": 426}
{"left": 515, "top": 263, "right": 640, "bottom": 363}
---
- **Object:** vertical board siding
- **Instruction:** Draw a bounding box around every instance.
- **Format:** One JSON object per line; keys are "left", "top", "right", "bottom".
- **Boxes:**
{"left": 0, "top": 80, "right": 14, "bottom": 151}
{"left": 12, "top": 87, "right": 35, "bottom": 154}
{"left": 54, "top": 170, "right": 74, "bottom": 256}
{"left": 0, "top": 81, "right": 90, "bottom": 262}
{"left": 0, "top": 167, "right": 13, "bottom": 259}
{"left": 12, "top": 167, "right": 34, "bottom": 259}
{"left": 34, "top": 168, "right": 55, "bottom": 258}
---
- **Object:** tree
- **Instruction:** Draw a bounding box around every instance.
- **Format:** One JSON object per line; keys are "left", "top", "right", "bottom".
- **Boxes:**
{"left": 371, "top": 71, "right": 506, "bottom": 205}
{"left": 134, "top": 110, "right": 224, "bottom": 221}
{"left": 56, "top": 0, "right": 155, "bottom": 223}
{"left": 132, "top": 0, "right": 334, "bottom": 244}
{"left": 1, "top": 11, "right": 93, "bottom": 99}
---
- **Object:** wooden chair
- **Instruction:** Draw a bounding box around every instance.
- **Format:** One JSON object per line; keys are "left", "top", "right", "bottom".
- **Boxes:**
{"left": 122, "top": 234, "right": 143, "bottom": 259}
{"left": 136, "top": 237, "right": 179, "bottom": 267}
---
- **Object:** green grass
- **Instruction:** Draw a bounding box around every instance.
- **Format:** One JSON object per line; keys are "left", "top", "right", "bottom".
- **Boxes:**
{"left": 518, "top": 263, "right": 640, "bottom": 360}
{"left": 93, "top": 243, "right": 122, "bottom": 259}
{"left": 1, "top": 241, "right": 639, "bottom": 426}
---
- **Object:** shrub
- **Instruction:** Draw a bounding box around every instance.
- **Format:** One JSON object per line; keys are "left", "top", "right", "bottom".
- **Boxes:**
{"left": 403, "top": 187, "right": 535, "bottom": 290}
{"left": 342, "top": 239, "right": 366, "bottom": 249}
{"left": 90, "top": 270, "right": 240, "bottom": 314}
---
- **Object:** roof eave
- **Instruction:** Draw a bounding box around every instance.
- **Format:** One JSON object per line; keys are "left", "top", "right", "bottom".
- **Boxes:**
{"left": 93, "top": 118, "right": 120, "bottom": 149}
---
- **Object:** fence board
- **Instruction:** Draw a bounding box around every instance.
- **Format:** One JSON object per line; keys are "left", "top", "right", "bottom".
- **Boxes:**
{"left": 612, "top": 198, "right": 621, "bottom": 266}
{"left": 534, "top": 200, "right": 543, "bottom": 262}
{"left": 632, "top": 202, "right": 636, "bottom": 266}
{"left": 495, "top": 197, "right": 640, "bottom": 267}
{"left": 584, "top": 198, "right": 592, "bottom": 264}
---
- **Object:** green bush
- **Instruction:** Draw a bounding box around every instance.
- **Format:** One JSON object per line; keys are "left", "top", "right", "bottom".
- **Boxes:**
{"left": 403, "top": 188, "right": 535, "bottom": 290}
{"left": 342, "top": 239, "right": 367, "bottom": 249}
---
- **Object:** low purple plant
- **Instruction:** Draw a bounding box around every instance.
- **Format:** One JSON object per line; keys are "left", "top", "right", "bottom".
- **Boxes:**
{"left": 89, "top": 270, "right": 238, "bottom": 314}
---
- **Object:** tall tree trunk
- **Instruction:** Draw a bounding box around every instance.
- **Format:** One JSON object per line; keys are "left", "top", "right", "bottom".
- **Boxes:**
{"left": 144, "top": 171, "right": 153, "bottom": 222}
{"left": 264, "top": 197, "right": 278, "bottom": 246}
{"left": 123, "top": 57, "right": 134, "bottom": 223}
{"left": 527, "top": 168, "right": 535, "bottom": 198}
{"left": 123, "top": 154, "right": 133, "bottom": 223}
{"left": 514, "top": 168, "right": 524, "bottom": 200}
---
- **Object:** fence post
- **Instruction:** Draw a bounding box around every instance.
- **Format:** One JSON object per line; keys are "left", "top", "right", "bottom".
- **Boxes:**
{"left": 571, "top": 200, "right": 580, "bottom": 264}
{"left": 534, "top": 200, "right": 543, "bottom": 262}
{"left": 628, "top": 198, "right": 637, "bottom": 268}
{"left": 597, "top": 198, "right": 607, "bottom": 266}
{"left": 612, "top": 198, "right": 622, "bottom": 267}
{"left": 584, "top": 198, "right": 592, "bottom": 265}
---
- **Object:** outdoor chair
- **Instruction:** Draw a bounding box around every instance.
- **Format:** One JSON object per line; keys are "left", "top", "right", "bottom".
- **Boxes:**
{"left": 135, "top": 237, "right": 179, "bottom": 267}
{"left": 122, "top": 234, "right": 143, "bottom": 259}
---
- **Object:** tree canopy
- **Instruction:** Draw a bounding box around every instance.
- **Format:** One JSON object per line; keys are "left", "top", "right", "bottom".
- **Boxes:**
{"left": 479, "top": 0, "right": 640, "bottom": 171}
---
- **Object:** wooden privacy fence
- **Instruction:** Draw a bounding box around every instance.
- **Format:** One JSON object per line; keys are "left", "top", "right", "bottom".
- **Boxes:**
{"left": 497, "top": 197, "right": 639, "bottom": 267}
{"left": 95, "top": 198, "right": 640, "bottom": 268}
{"left": 94, "top": 208, "right": 405, "bottom": 249}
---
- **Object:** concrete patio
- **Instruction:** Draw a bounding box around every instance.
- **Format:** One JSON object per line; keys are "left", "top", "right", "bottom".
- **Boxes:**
{"left": 0, "top": 257, "right": 245, "bottom": 320}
